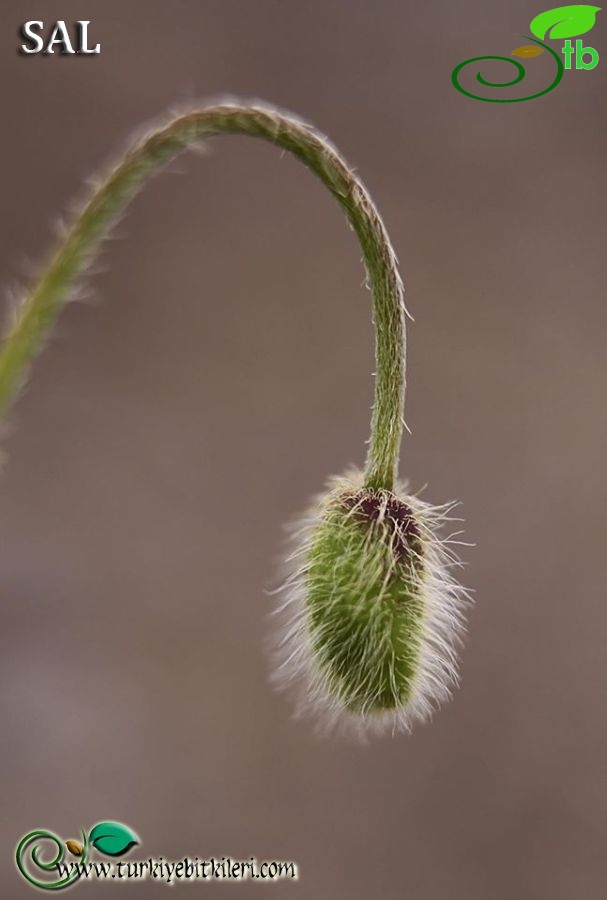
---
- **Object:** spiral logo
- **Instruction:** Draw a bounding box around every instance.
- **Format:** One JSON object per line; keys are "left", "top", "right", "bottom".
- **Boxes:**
{"left": 15, "top": 822, "right": 138, "bottom": 891}
{"left": 16, "top": 829, "right": 89, "bottom": 890}
{"left": 452, "top": 36, "right": 563, "bottom": 102}
{"left": 451, "top": 5, "right": 601, "bottom": 103}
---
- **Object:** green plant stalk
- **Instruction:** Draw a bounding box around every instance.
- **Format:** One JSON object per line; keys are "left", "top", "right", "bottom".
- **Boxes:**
{"left": 0, "top": 102, "right": 405, "bottom": 491}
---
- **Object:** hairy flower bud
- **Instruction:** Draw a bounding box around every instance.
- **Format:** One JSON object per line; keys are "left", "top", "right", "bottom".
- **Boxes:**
{"left": 273, "top": 471, "right": 468, "bottom": 736}
{"left": 0, "top": 100, "right": 471, "bottom": 738}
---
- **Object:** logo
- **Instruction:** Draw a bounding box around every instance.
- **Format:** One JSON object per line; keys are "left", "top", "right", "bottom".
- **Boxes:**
{"left": 16, "top": 821, "right": 139, "bottom": 890}
{"left": 452, "top": 4, "right": 601, "bottom": 102}
{"left": 15, "top": 821, "right": 299, "bottom": 889}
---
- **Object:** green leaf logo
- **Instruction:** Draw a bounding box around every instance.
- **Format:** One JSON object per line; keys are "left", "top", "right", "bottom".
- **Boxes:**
{"left": 530, "top": 4, "right": 601, "bottom": 40}
{"left": 88, "top": 822, "right": 139, "bottom": 857}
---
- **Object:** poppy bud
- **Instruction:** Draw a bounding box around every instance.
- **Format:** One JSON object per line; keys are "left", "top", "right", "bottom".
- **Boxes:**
{"left": 273, "top": 471, "right": 468, "bottom": 736}
{"left": 0, "top": 101, "right": 471, "bottom": 738}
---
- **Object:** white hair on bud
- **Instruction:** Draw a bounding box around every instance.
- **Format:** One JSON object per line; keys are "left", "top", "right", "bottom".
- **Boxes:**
{"left": 269, "top": 469, "right": 471, "bottom": 738}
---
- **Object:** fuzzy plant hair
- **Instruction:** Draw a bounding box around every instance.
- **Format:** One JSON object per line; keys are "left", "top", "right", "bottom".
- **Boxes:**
{"left": 0, "top": 99, "right": 469, "bottom": 737}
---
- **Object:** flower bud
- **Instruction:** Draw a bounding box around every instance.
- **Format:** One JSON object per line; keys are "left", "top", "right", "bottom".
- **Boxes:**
{"left": 273, "top": 471, "right": 468, "bottom": 736}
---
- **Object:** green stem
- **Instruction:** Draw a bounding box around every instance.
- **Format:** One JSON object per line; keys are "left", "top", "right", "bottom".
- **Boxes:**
{"left": 0, "top": 102, "right": 406, "bottom": 490}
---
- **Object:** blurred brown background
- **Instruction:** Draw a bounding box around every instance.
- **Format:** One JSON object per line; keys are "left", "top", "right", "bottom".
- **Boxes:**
{"left": 1, "top": 1, "right": 606, "bottom": 897}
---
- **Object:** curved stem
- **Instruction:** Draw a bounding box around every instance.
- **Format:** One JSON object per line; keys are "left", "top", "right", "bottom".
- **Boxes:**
{"left": 0, "top": 102, "right": 406, "bottom": 490}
